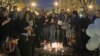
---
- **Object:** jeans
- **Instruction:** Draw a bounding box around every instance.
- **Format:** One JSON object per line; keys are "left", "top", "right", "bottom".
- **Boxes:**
{"left": 56, "top": 26, "right": 60, "bottom": 41}
{"left": 43, "top": 26, "right": 50, "bottom": 40}
{"left": 49, "top": 25, "right": 56, "bottom": 42}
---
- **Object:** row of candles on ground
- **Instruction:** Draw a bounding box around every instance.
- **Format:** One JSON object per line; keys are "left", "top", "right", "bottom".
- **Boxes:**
{"left": 41, "top": 40, "right": 65, "bottom": 52}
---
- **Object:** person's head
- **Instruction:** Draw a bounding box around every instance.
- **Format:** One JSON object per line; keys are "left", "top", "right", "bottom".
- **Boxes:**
{"left": 0, "top": 7, "right": 8, "bottom": 17}
{"left": 23, "top": 10, "right": 31, "bottom": 21}
{"left": 96, "top": 10, "right": 100, "bottom": 18}
{"left": 82, "top": 12, "right": 88, "bottom": 18}
{"left": 30, "top": 12, "right": 36, "bottom": 19}
{"left": 72, "top": 10, "right": 78, "bottom": 17}
{"left": 13, "top": 6, "right": 18, "bottom": 11}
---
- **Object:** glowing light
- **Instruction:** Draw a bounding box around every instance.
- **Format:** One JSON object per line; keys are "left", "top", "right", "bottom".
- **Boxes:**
{"left": 31, "top": 2, "right": 36, "bottom": 7}
{"left": 52, "top": 42, "right": 58, "bottom": 48}
{"left": 88, "top": 5, "right": 93, "bottom": 9}
{"left": 54, "top": 2, "right": 58, "bottom": 6}
{"left": 67, "top": 8, "right": 70, "bottom": 12}
{"left": 44, "top": 45, "right": 48, "bottom": 50}
{"left": 17, "top": 8, "right": 21, "bottom": 11}
{"left": 43, "top": 42, "right": 64, "bottom": 51}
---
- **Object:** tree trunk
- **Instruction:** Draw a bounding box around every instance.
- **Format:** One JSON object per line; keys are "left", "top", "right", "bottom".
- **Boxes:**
{"left": 78, "top": 0, "right": 93, "bottom": 12}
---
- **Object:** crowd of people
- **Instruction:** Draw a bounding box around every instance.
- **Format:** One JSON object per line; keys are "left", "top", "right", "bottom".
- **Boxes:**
{"left": 0, "top": 5, "right": 100, "bottom": 56}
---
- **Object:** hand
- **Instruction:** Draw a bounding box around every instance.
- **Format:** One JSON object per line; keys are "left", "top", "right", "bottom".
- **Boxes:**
{"left": 25, "top": 26, "right": 32, "bottom": 31}
{"left": 2, "top": 18, "right": 11, "bottom": 26}
{"left": 11, "top": 39, "right": 19, "bottom": 45}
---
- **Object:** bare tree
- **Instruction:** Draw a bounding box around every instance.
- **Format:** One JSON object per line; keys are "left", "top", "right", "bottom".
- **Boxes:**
{"left": 0, "top": 0, "right": 19, "bottom": 11}
{"left": 78, "top": 0, "right": 93, "bottom": 12}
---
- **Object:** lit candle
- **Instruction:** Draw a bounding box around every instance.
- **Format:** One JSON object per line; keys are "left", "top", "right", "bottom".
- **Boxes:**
{"left": 62, "top": 50, "right": 64, "bottom": 56}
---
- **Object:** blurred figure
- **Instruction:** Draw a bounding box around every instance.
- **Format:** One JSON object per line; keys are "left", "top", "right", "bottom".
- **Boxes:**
{"left": 9, "top": 6, "right": 19, "bottom": 21}
{"left": 66, "top": 23, "right": 76, "bottom": 46}
{"left": 79, "top": 12, "right": 91, "bottom": 56}
{"left": 96, "top": 10, "right": 100, "bottom": 18}
{"left": 58, "top": 9, "right": 66, "bottom": 43}
{"left": 70, "top": 10, "right": 82, "bottom": 54}
{"left": 18, "top": 10, "right": 34, "bottom": 56}
{"left": 43, "top": 15, "right": 50, "bottom": 41}
{"left": 35, "top": 12, "right": 45, "bottom": 44}
{"left": 88, "top": 11, "right": 96, "bottom": 23}
{"left": 59, "top": 9, "right": 65, "bottom": 22}
{"left": 71, "top": 10, "right": 80, "bottom": 33}
{"left": 49, "top": 12, "right": 57, "bottom": 42}
{"left": 0, "top": 7, "right": 10, "bottom": 55}
{"left": 8, "top": 6, "right": 21, "bottom": 56}
{"left": 61, "top": 12, "right": 68, "bottom": 45}
{"left": 30, "top": 11, "right": 36, "bottom": 56}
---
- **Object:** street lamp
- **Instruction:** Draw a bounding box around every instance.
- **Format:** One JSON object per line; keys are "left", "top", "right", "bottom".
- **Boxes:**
{"left": 30, "top": 2, "right": 37, "bottom": 11}
{"left": 67, "top": 8, "right": 70, "bottom": 12}
{"left": 17, "top": 7, "right": 21, "bottom": 11}
{"left": 88, "top": 5, "right": 93, "bottom": 10}
{"left": 54, "top": 2, "right": 58, "bottom": 6}
{"left": 31, "top": 2, "right": 36, "bottom": 7}
{"left": 54, "top": 1, "right": 58, "bottom": 12}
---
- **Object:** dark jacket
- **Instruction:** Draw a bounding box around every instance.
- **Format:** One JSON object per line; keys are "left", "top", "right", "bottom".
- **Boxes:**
{"left": 80, "top": 16, "right": 90, "bottom": 29}
{"left": 0, "top": 16, "right": 10, "bottom": 45}
{"left": 71, "top": 15, "right": 80, "bottom": 30}
{"left": 9, "top": 19, "right": 20, "bottom": 39}
{"left": 9, "top": 11, "right": 18, "bottom": 21}
{"left": 9, "top": 19, "right": 29, "bottom": 41}
{"left": 35, "top": 15, "right": 45, "bottom": 28}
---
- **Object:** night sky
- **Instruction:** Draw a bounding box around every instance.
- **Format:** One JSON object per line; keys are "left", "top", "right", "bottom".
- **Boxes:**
{"left": 22, "top": 0, "right": 54, "bottom": 9}
{"left": 37, "top": 0, "right": 54, "bottom": 8}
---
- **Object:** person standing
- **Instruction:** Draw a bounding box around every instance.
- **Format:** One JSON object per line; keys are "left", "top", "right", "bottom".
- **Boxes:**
{"left": 9, "top": 6, "right": 19, "bottom": 21}
{"left": 58, "top": 9, "right": 66, "bottom": 43}
{"left": 79, "top": 12, "right": 91, "bottom": 56}
{"left": 34, "top": 12, "right": 45, "bottom": 48}
{"left": 70, "top": 10, "right": 81, "bottom": 54}
{"left": 0, "top": 7, "right": 11, "bottom": 55}
{"left": 43, "top": 15, "right": 50, "bottom": 41}
{"left": 18, "top": 10, "right": 34, "bottom": 56}
{"left": 8, "top": 5, "right": 21, "bottom": 56}
{"left": 49, "top": 13, "right": 57, "bottom": 42}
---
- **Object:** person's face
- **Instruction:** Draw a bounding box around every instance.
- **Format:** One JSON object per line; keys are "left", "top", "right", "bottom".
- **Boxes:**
{"left": 13, "top": 7, "right": 18, "bottom": 11}
{"left": 26, "top": 14, "right": 30, "bottom": 20}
